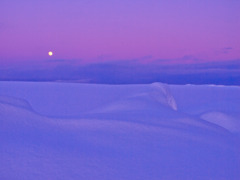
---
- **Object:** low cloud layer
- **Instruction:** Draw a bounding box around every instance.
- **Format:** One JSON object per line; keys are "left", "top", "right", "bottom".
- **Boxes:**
{"left": 0, "top": 59, "right": 239, "bottom": 85}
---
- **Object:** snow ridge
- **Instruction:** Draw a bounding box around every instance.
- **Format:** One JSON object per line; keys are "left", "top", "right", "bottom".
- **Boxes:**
{"left": 151, "top": 82, "right": 178, "bottom": 111}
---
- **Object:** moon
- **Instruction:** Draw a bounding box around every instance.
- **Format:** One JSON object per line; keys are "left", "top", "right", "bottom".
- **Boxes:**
{"left": 48, "top": 51, "right": 53, "bottom": 56}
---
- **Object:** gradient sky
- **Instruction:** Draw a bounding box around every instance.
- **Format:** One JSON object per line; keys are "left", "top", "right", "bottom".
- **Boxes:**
{"left": 1, "top": 0, "right": 240, "bottom": 64}
{"left": 0, "top": 0, "right": 240, "bottom": 85}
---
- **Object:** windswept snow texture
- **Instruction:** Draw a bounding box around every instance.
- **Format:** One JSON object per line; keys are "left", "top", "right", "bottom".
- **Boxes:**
{"left": 0, "top": 81, "right": 240, "bottom": 180}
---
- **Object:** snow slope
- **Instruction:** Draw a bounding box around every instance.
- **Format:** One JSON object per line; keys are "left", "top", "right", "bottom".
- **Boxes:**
{"left": 0, "top": 81, "right": 239, "bottom": 180}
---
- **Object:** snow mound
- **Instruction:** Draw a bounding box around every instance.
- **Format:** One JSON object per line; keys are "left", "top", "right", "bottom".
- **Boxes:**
{"left": 0, "top": 95, "right": 33, "bottom": 110}
{"left": 0, "top": 81, "right": 240, "bottom": 180}
{"left": 201, "top": 111, "right": 240, "bottom": 133}
{"left": 91, "top": 82, "right": 178, "bottom": 114}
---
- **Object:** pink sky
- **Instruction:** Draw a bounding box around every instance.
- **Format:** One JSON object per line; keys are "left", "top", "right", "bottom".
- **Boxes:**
{"left": 0, "top": 0, "right": 239, "bottom": 65}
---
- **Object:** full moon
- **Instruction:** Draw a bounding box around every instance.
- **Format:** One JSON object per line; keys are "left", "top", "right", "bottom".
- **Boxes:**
{"left": 48, "top": 51, "right": 53, "bottom": 56}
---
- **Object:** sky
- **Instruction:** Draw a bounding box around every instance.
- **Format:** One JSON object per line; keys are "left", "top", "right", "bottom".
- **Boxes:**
{"left": 0, "top": 0, "right": 240, "bottom": 84}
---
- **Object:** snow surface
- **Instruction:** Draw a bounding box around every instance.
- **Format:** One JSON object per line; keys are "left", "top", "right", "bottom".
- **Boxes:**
{"left": 0, "top": 81, "right": 239, "bottom": 179}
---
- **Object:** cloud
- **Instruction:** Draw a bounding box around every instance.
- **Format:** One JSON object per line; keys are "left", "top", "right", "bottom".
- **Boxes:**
{"left": 223, "top": 47, "right": 233, "bottom": 50}
{"left": 181, "top": 55, "right": 199, "bottom": 61}
{"left": 45, "top": 59, "right": 68, "bottom": 63}
{"left": 44, "top": 59, "right": 79, "bottom": 64}
{"left": 0, "top": 59, "right": 239, "bottom": 85}
{"left": 221, "top": 47, "right": 233, "bottom": 54}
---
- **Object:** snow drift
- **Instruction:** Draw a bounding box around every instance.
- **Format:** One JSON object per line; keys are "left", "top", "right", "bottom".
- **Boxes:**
{"left": 0, "top": 81, "right": 239, "bottom": 180}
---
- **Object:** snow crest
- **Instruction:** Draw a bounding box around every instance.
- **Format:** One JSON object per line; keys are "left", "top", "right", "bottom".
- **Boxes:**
{"left": 151, "top": 82, "right": 178, "bottom": 111}
{"left": 0, "top": 95, "right": 33, "bottom": 110}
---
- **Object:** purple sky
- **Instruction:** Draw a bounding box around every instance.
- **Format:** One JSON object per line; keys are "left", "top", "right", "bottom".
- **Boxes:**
{"left": 1, "top": 0, "right": 240, "bottom": 63}
{"left": 0, "top": 0, "right": 239, "bottom": 84}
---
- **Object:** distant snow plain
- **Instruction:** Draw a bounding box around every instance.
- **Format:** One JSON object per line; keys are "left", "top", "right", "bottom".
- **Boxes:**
{"left": 0, "top": 81, "right": 239, "bottom": 180}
